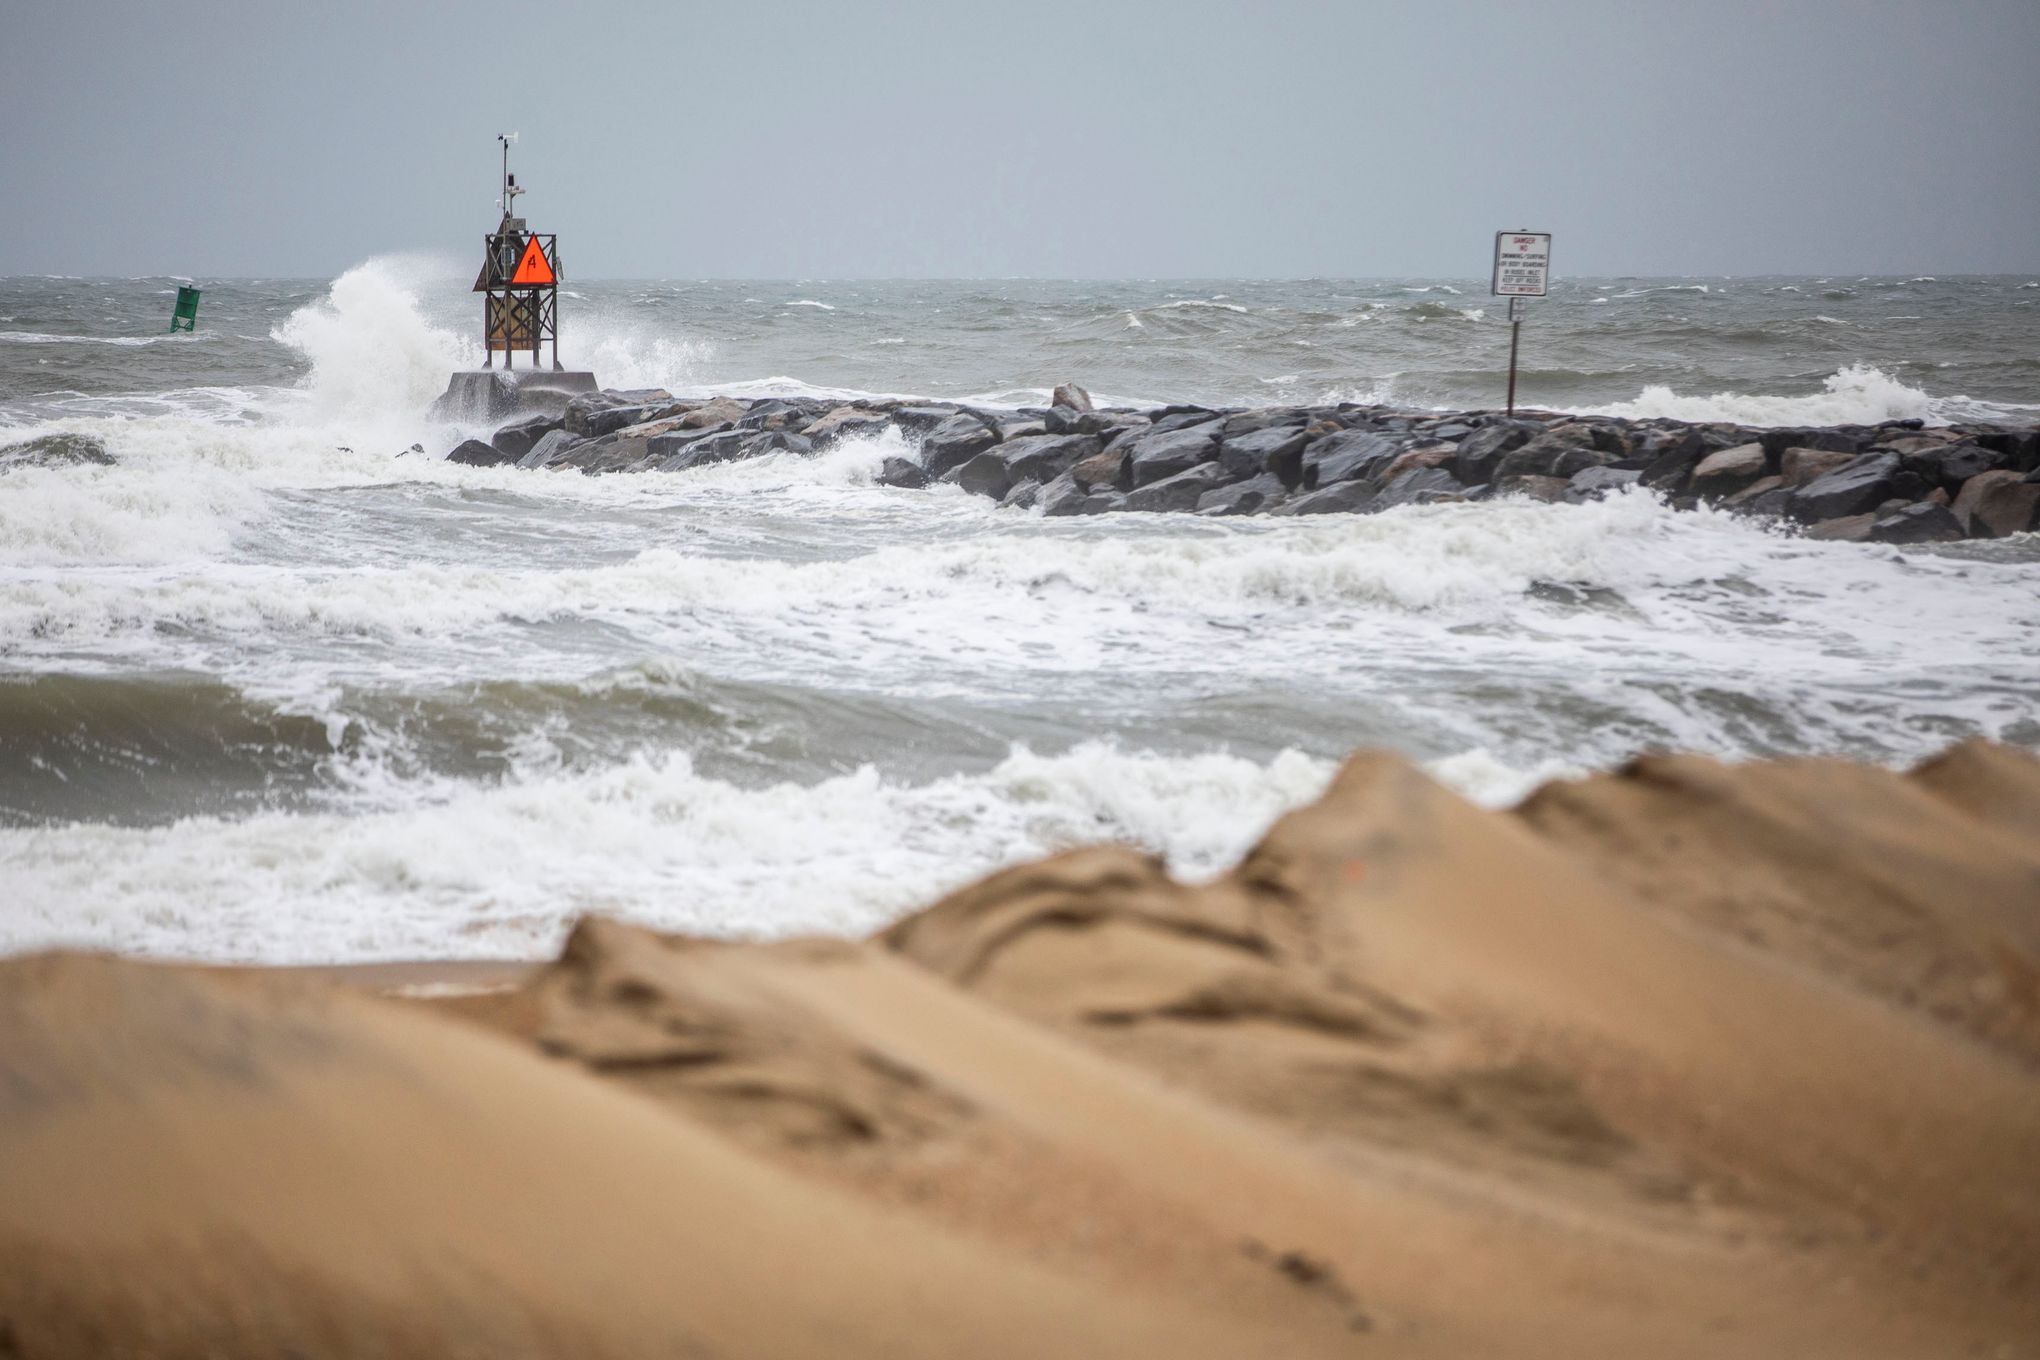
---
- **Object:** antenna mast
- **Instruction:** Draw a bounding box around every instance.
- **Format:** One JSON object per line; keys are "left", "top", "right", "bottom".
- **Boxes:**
{"left": 497, "top": 132, "right": 523, "bottom": 217}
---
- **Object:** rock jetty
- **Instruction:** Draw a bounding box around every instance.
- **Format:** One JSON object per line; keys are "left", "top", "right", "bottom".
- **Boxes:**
{"left": 447, "top": 382, "right": 2040, "bottom": 542}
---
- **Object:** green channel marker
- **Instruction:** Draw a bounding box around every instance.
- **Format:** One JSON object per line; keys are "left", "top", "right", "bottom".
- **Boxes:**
{"left": 169, "top": 284, "right": 200, "bottom": 333}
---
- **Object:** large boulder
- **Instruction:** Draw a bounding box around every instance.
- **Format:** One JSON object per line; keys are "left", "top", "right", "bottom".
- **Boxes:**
{"left": 1494, "top": 426, "right": 1607, "bottom": 483}
{"left": 1273, "top": 481, "right": 1377, "bottom": 516}
{"left": 516, "top": 428, "right": 586, "bottom": 470}
{"left": 1451, "top": 421, "right": 1535, "bottom": 485}
{"left": 999, "top": 434, "right": 1100, "bottom": 485}
{"left": 563, "top": 390, "right": 674, "bottom": 438}
{"left": 875, "top": 457, "right": 928, "bottom": 489}
{"left": 1197, "top": 473, "right": 1287, "bottom": 516}
{"left": 1779, "top": 447, "right": 1856, "bottom": 488}
{"left": 802, "top": 406, "right": 891, "bottom": 447}
{"left": 676, "top": 397, "right": 750, "bottom": 431}
{"left": 446, "top": 438, "right": 514, "bottom": 468}
{"left": 1070, "top": 446, "right": 1129, "bottom": 492}
{"left": 1145, "top": 408, "right": 1223, "bottom": 436}
{"left": 890, "top": 405, "right": 962, "bottom": 437}
{"left": 1787, "top": 452, "right": 1921, "bottom": 522}
{"left": 1757, "top": 427, "right": 1859, "bottom": 457}
{"left": 652, "top": 427, "right": 753, "bottom": 473}
{"left": 1051, "top": 382, "right": 1094, "bottom": 413}
{"left": 1301, "top": 430, "right": 1405, "bottom": 488}
{"left": 1373, "top": 467, "right": 1464, "bottom": 510}
{"left": 489, "top": 411, "right": 562, "bottom": 462}
{"left": 1686, "top": 443, "right": 1771, "bottom": 501}
{"left": 1950, "top": 469, "right": 2040, "bottom": 537}
{"left": 1903, "top": 442, "right": 2007, "bottom": 493}
{"left": 1126, "top": 426, "right": 1221, "bottom": 487}
{"left": 1806, "top": 513, "right": 1877, "bottom": 542}
{"left": 1123, "top": 461, "right": 1229, "bottom": 513}
{"left": 1867, "top": 503, "right": 1965, "bottom": 544}
{"left": 1218, "top": 424, "right": 1310, "bottom": 484}
{"left": 920, "top": 414, "right": 1000, "bottom": 478}
{"left": 1635, "top": 428, "right": 1712, "bottom": 491}
{"left": 1038, "top": 471, "right": 1117, "bottom": 516}
{"left": 944, "top": 450, "right": 1012, "bottom": 500}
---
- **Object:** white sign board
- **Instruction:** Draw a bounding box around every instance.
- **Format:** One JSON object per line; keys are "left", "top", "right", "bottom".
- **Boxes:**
{"left": 1492, "top": 232, "right": 1552, "bottom": 296}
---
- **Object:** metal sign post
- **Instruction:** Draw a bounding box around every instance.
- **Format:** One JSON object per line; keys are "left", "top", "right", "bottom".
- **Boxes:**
{"left": 1491, "top": 231, "right": 1551, "bottom": 416}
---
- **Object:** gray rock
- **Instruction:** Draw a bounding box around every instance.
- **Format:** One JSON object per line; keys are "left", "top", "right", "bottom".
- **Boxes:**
{"left": 875, "top": 456, "right": 928, "bottom": 489}
{"left": 745, "top": 430, "right": 814, "bottom": 458}
{"left": 1123, "top": 461, "right": 1228, "bottom": 513}
{"left": 1145, "top": 409, "right": 1224, "bottom": 436}
{"left": 1127, "top": 426, "right": 1221, "bottom": 487}
{"left": 920, "top": 414, "right": 1000, "bottom": 478}
{"left": 996, "top": 419, "right": 1047, "bottom": 442}
{"left": 1636, "top": 428, "right": 1712, "bottom": 491}
{"left": 891, "top": 405, "right": 962, "bottom": 438}
{"left": 1070, "top": 446, "right": 1129, "bottom": 492}
{"left": 446, "top": 438, "right": 514, "bottom": 467}
{"left": 1218, "top": 424, "right": 1310, "bottom": 484}
{"left": 944, "top": 449, "right": 1013, "bottom": 499}
{"left": 1051, "top": 382, "right": 1094, "bottom": 413}
{"left": 1197, "top": 472, "right": 1287, "bottom": 516}
{"left": 1806, "top": 514, "right": 1877, "bottom": 542}
{"left": 1757, "top": 427, "right": 1859, "bottom": 457}
{"left": 1302, "top": 430, "right": 1405, "bottom": 487}
{"left": 1494, "top": 426, "right": 1607, "bottom": 482}
{"left": 1565, "top": 466, "right": 1642, "bottom": 502}
{"left": 653, "top": 427, "right": 753, "bottom": 472}
{"left": 802, "top": 406, "right": 891, "bottom": 447}
{"left": 1687, "top": 443, "right": 1771, "bottom": 501}
{"left": 673, "top": 397, "right": 749, "bottom": 431}
{"left": 1903, "top": 442, "right": 2007, "bottom": 493}
{"left": 1000, "top": 434, "right": 1101, "bottom": 485}
{"left": 1735, "top": 485, "right": 1795, "bottom": 519}
{"left": 1721, "top": 475, "right": 1786, "bottom": 511}
{"left": 999, "top": 478, "right": 1041, "bottom": 510}
{"left": 489, "top": 412, "right": 562, "bottom": 461}
{"left": 1222, "top": 409, "right": 1308, "bottom": 439}
{"left": 1867, "top": 503, "right": 1965, "bottom": 544}
{"left": 1374, "top": 467, "right": 1465, "bottom": 509}
{"left": 1951, "top": 469, "right": 2040, "bottom": 537}
{"left": 1779, "top": 447, "right": 1857, "bottom": 488}
{"left": 1274, "top": 480, "right": 1378, "bottom": 516}
{"left": 517, "top": 428, "right": 587, "bottom": 469}
{"left": 1787, "top": 452, "right": 1918, "bottom": 522}
{"left": 1451, "top": 421, "right": 1534, "bottom": 484}
{"left": 1042, "top": 405, "right": 1088, "bottom": 435}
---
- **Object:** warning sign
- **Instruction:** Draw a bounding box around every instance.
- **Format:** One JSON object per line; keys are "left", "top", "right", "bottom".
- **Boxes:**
{"left": 510, "top": 236, "right": 556, "bottom": 287}
{"left": 1491, "top": 232, "right": 1551, "bottom": 297}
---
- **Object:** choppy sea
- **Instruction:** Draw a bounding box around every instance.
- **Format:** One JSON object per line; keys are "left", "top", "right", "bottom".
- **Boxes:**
{"left": 3, "top": 262, "right": 2037, "bottom": 962}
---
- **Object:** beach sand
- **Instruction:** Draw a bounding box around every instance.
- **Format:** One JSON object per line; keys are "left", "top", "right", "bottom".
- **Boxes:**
{"left": 3, "top": 739, "right": 2036, "bottom": 1357}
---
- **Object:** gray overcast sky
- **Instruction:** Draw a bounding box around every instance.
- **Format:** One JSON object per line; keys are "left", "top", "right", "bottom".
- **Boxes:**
{"left": 5, "top": 0, "right": 2038, "bottom": 278}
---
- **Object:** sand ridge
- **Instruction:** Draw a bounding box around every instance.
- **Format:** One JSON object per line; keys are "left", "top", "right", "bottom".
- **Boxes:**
{"left": 3, "top": 740, "right": 2037, "bottom": 1356}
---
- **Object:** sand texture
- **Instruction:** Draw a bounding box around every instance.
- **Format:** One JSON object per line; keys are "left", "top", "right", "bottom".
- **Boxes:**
{"left": 3, "top": 739, "right": 2037, "bottom": 1357}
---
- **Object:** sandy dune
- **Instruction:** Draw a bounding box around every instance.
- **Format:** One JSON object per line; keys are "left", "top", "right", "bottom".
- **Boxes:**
{"left": 3, "top": 739, "right": 2036, "bottom": 1356}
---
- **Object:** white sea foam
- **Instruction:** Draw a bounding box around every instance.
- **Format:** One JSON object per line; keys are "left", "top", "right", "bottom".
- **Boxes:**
{"left": 785, "top": 299, "right": 836, "bottom": 310}
{"left": 1583, "top": 362, "right": 1950, "bottom": 426}
{"left": 0, "top": 743, "right": 1339, "bottom": 963}
{"left": 0, "top": 331, "right": 194, "bottom": 347}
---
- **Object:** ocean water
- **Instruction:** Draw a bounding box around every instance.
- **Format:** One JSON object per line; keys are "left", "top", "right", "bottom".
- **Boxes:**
{"left": 3, "top": 263, "right": 2037, "bottom": 963}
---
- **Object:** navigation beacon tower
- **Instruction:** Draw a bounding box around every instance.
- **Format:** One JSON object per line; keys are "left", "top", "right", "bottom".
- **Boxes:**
{"left": 473, "top": 134, "right": 563, "bottom": 370}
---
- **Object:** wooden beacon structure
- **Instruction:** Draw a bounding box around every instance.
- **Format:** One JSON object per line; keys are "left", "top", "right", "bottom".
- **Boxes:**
{"left": 474, "top": 134, "right": 563, "bottom": 370}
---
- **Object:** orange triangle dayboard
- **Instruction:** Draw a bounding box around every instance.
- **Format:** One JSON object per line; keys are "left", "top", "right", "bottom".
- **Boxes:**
{"left": 510, "top": 237, "right": 556, "bottom": 286}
